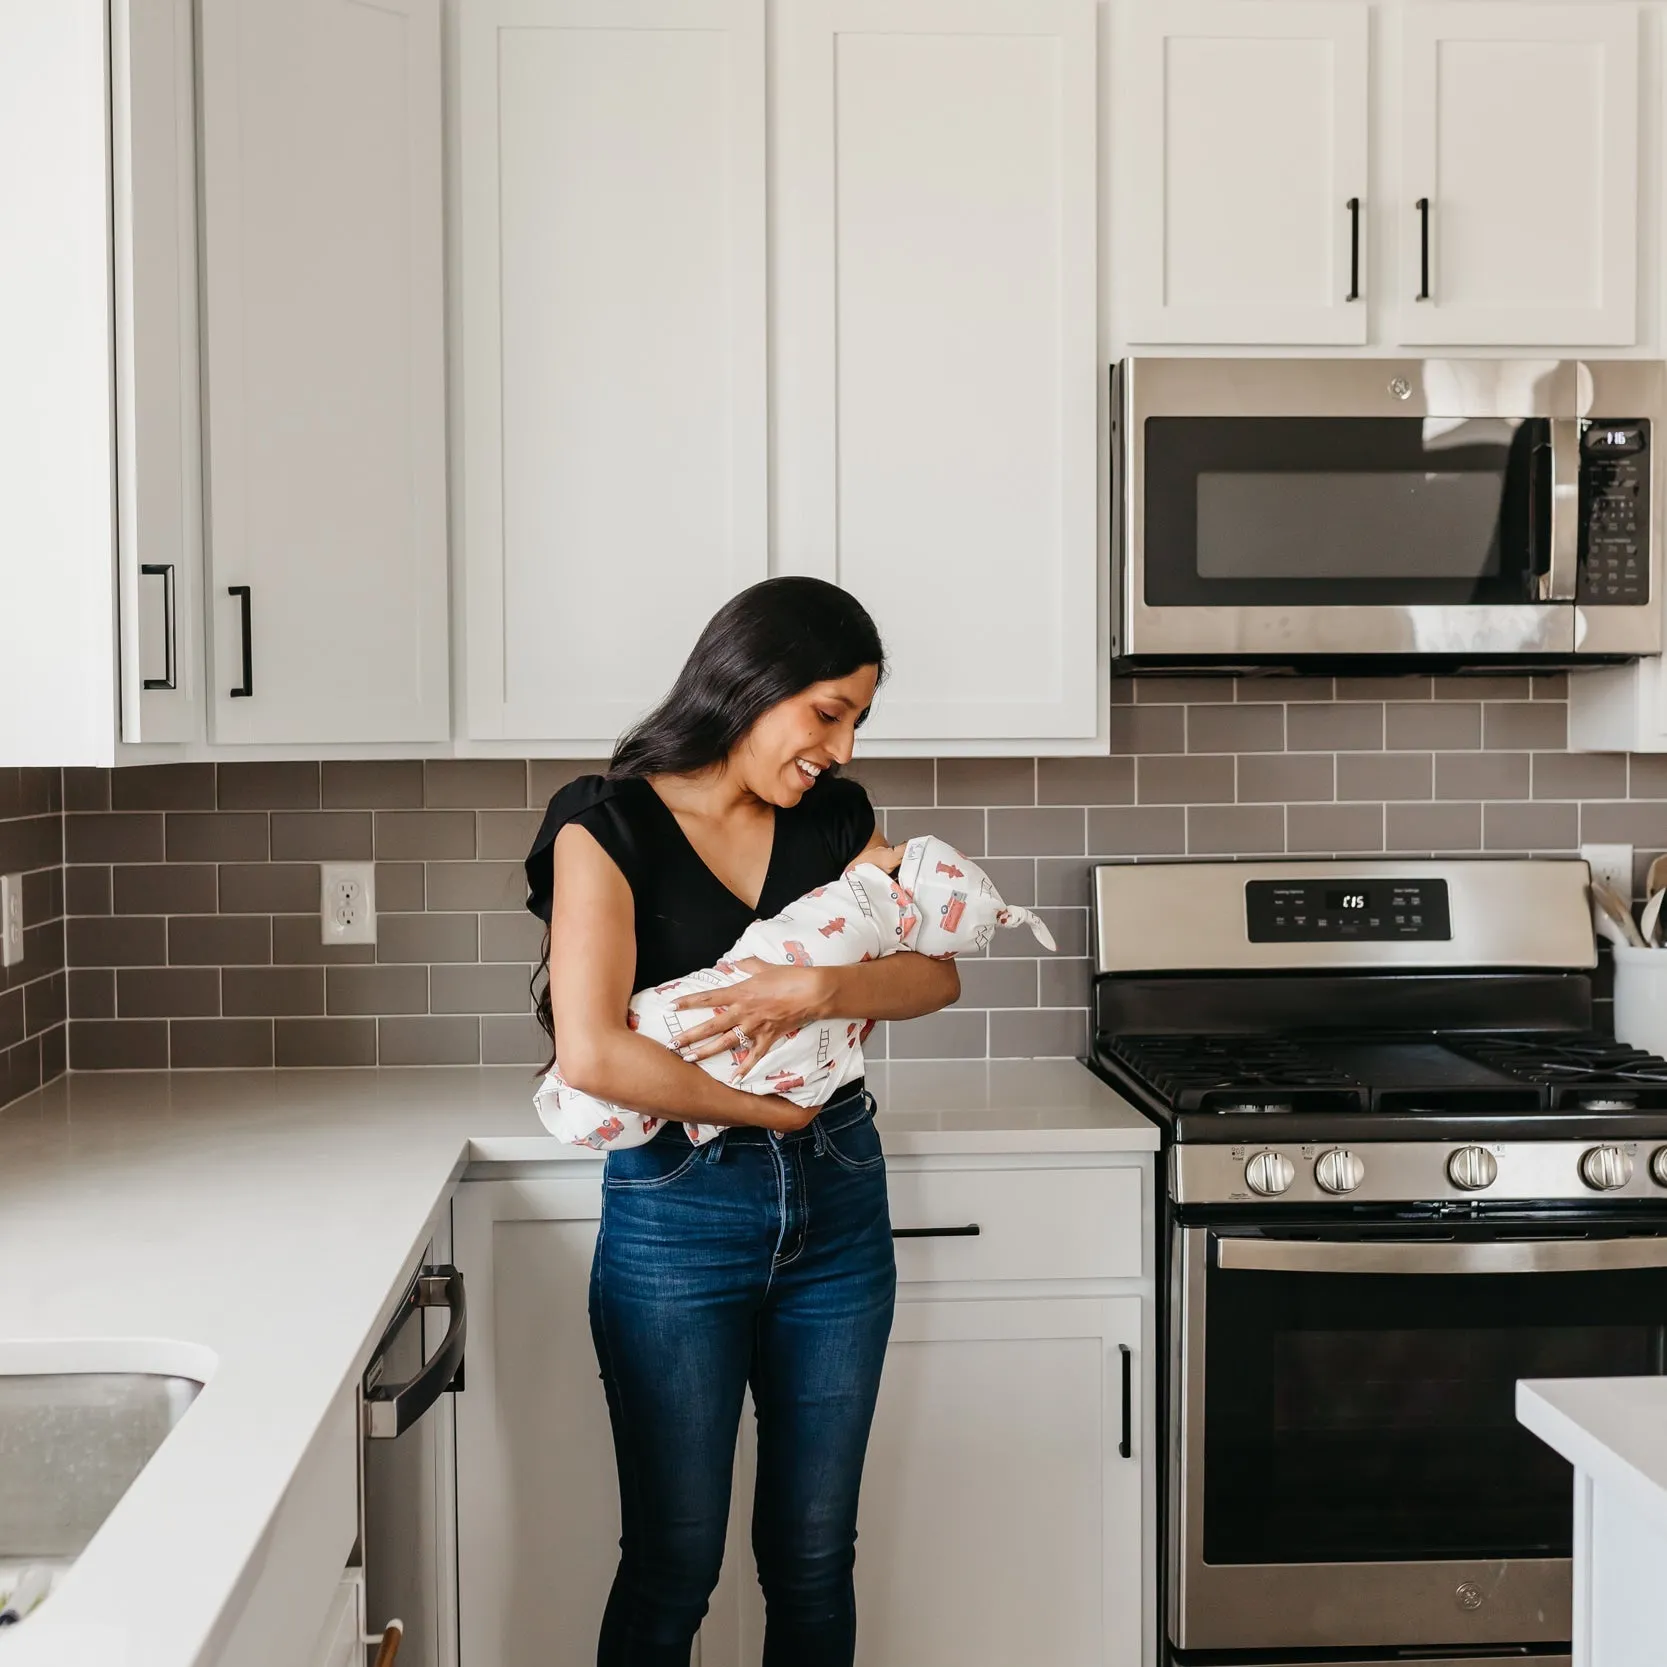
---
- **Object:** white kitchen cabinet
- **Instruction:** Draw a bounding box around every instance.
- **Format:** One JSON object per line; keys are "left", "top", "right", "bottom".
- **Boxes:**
{"left": 457, "top": 0, "right": 767, "bottom": 749}
{"left": 1568, "top": 659, "right": 1667, "bottom": 753}
{"left": 774, "top": 0, "right": 1099, "bottom": 746}
{"left": 0, "top": 0, "right": 203, "bottom": 765}
{"left": 198, "top": 0, "right": 449, "bottom": 746}
{"left": 1396, "top": 2, "right": 1639, "bottom": 347}
{"left": 1122, "top": 1, "right": 1369, "bottom": 346}
{"left": 456, "top": 1155, "right": 1153, "bottom": 1667}
{"left": 727, "top": 1294, "right": 1144, "bottom": 1667}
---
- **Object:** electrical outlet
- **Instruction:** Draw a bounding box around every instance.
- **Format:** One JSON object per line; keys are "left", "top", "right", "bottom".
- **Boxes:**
{"left": 0, "top": 874, "right": 22, "bottom": 968}
{"left": 1581, "top": 842, "right": 1635, "bottom": 901}
{"left": 320, "top": 862, "right": 376, "bottom": 945}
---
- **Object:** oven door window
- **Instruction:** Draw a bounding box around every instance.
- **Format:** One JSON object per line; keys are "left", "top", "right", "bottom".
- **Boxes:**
{"left": 1144, "top": 416, "right": 1551, "bottom": 606}
{"left": 1202, "top": 1239, "right": 1667, "bottom": 1565}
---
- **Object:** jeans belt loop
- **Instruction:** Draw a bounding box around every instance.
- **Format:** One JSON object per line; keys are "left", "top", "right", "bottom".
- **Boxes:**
{"left": 812, "top": 1117, "right": 828, "bottom": 1159}
{"left": 704, "top": 1129, "right": 727, "bottom": 1163}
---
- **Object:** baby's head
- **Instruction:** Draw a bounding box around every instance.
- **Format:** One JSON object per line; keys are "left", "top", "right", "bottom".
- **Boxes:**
{"left": 857, "top": 834, "right": 1056, "bottom": 955}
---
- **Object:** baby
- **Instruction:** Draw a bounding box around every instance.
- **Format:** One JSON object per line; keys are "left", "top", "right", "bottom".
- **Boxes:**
{"left": 536, "top": 834, "right": 1056, "bottom": 1149}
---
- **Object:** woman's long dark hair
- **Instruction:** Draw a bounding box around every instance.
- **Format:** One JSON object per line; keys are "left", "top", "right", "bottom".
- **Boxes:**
{"left": 533, "top": 577, "right": 886, "bottom": 1061}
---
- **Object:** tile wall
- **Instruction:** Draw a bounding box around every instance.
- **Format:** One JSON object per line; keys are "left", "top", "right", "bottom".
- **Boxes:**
{"left": 0, "top": 768, "right": 66, "bottom": 1109}
{"left": 31, "top": 671, "right": 1667, "bottom": 1084}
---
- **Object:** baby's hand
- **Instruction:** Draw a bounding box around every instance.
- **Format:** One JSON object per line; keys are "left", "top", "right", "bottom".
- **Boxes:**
{"left": 847, "top": 842, "right": 905, "bottom": 876}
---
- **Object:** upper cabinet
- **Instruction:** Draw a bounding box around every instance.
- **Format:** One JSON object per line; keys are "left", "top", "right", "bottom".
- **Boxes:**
{"left": 0, "top": 0, "right": 202, "bottom": 766}
{"left": 1124, "top": 0, "right": 1641, "bottom": 352}
{"left": 774, "top": 0, "right": 1100, "bottom": 745}
{"left": 1124, "top": 1, "right": 1369, "bottom": 346}
{"left": 458, "top": 0, "right": 768, "bottom": 748}
{"left": 1395, "top": 2, "right": 1638, "bottom": 346}
{"left": 199, "top": 0, "right": 449, "bottom": 745}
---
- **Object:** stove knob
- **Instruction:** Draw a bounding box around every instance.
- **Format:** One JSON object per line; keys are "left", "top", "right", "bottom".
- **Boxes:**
{"left": 1244, "top": 1150, "right": 1295, "bottom": 1197}
{"left": 1651, "top": 1147, "right": 1667, "bottom": 1188}
{"left": 1447, "top": 1145, "right": 1499, "bottom": 1191}
{"left": 1579, "top": 1144, "right": 1635, "bottom": 1191}
{"left": 1314, "top": 1148, "right": 1365, "bottom": 1195}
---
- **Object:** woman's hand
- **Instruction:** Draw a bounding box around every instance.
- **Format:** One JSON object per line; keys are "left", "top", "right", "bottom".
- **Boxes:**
{"left": 670, "top": 958, "right": 826, "bottom": 1076}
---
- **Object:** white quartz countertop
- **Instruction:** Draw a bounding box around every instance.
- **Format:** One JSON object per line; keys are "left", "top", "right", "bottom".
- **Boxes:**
{"left": 0, "top": 1058, "right": 1153, "bottom": 1666}
{"left": 1519, "top": 1376, "right": 1667, "bottom": 1530}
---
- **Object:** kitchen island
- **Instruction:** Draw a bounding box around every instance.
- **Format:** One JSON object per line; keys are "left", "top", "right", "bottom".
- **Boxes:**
{"left": 0, "top": 1060, "right": 1154, "bottom": 1667}
{"left": 1519, "top": 1376, "right": 1667, "bottom": 1667}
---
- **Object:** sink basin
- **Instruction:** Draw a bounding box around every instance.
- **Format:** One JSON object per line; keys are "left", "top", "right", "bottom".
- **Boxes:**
{"left": 0, "top": 1373, "right": 201, "bottom": 1558}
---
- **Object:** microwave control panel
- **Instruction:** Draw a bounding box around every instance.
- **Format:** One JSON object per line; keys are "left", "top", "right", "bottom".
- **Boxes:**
{"left": 1579, "top": 419, "right": 1650, "bottom": 605}
{"left": 1245, "top": 879, "right": 1453, "bottom": 942}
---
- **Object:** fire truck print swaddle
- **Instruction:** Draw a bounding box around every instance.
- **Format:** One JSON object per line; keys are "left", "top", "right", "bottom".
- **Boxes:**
{"left": 536, "top": 833, "right": 1057, "bottom": 1149}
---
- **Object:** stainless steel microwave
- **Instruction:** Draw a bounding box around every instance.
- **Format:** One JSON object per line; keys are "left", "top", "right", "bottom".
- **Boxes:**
{"left": 1112, "top": 357, "right": 1664, "bottom": 669}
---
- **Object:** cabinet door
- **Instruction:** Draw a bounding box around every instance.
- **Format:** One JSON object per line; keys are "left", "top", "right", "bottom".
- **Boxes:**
{"left": 775, "top": 0, "right": 1098, "bottom": 745}
{"left": 113, "top": 0, "right": 204, "bottom": 743}
{"left": 1123, "top": 1, "right": 1368, "bottom": 345}
{"left": 452, "top": 1177, "right": 749, "bottom": 1665}
{"left": 459, "top": 0, "right": 767, "bottom": 746}
{"left": 726, "top": 1295, "right": 1143, "bottom": 1667}
{"left": 199, "top": 0, "right": 448, "bottom": 744}
{"left": 1398, "top": 3, "right": 1638, "bottom": 346}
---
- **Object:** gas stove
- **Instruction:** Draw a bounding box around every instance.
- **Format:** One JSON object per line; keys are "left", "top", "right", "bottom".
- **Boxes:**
{"left": 1109, "top": 859, "right": 1667, "bottom": 1667}
{"left": 1087, "top": 857, "right": 1667, "bottom": 1204}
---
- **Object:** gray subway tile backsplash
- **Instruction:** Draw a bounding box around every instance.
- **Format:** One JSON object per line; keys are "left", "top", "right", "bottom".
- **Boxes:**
{"left": 0, "top": 685, "right": 1655, "bottom": 1100}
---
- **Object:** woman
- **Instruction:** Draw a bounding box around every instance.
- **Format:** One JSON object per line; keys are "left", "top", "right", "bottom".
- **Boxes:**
{"left": 525, "top": 576, "right": 960, "bottom": 1666}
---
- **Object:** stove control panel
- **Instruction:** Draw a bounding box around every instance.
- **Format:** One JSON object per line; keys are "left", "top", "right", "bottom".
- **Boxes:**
{"left": 1245, "top": 878, "right": 1452, "bottom": 942}
{"left": 1177, "top": 1140, "right": 1667, "bottom": 1205}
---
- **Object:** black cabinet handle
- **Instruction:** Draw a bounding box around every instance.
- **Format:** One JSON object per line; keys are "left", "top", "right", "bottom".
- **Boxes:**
{"left": 891, "top": 1223, "right": 980, "bottom": 1239}
{"left": 140, "top": 563, "right": 176, "bottom": 691}
{"left": 1415, "top": 197, "right": 1431, "bottom": 301}
{"left": 1118, "top": 1343, "right": 1132, "bottom": 1459}
{"left": 1345, "top": 197, "right": 1360, "bottom": 301}
{"left": 364, "top": 1265, "right": 467, "bottom": 1440}
{"left": 228, "top": 585, "right": 253, "bottom": 697}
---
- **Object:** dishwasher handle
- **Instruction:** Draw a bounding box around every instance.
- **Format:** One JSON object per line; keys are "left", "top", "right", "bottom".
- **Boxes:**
{"left": 364, "top": 1265, "right": 466, "bottom": 1440}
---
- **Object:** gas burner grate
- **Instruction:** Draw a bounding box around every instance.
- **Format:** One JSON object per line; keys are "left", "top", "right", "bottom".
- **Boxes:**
{"left": 1102, "top": 1034, "right": 1369, "bottom": 1115}
{"left": 1444, "top": 1033, "right": 1667, "bottom": 1109}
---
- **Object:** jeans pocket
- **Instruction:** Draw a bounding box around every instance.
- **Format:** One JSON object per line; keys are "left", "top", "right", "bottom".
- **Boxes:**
{"left": 820, "top": 1109, "right": 885, "bottom": 1173}
{"left": 603, "top": 1131, "right": 705, "bottom": 1190}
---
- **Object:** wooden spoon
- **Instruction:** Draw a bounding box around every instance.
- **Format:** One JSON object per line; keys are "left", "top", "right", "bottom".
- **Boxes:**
{"left": 1591, "top": 878, "right": 1647, "bottom": 949}
{"left": 1648, "top": 853, "right": 1667, "bottom": 900}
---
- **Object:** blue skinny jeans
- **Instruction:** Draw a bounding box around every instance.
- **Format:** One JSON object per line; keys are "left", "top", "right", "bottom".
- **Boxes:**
{"left": 589, "top": 1086, "right": 896, "bottom": 1666}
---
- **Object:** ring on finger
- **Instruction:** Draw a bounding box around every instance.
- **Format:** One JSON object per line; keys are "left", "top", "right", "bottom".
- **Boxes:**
{"left": 732, "top": 1024, "right": 753, "bottom": 1051}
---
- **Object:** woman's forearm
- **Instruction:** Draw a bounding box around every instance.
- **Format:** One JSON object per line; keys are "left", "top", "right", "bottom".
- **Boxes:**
{"left": 817, "top": 952, "right": 961, "bottom": 1021}
{"left": 560, "top": 1028, "right": 782, "bottom": 1128}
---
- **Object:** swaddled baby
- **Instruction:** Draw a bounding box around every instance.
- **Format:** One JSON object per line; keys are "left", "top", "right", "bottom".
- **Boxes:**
{"left": 536, "top": 834, "right": 1056, "bottom": 1149}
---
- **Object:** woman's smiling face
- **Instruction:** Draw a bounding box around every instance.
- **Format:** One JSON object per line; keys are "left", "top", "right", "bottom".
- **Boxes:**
{"left": 736, "top": 665, "right": 880, "bottom": 807}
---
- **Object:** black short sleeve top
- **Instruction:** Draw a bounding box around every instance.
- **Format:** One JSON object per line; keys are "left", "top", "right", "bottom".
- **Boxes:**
{"left": 523, "top": 773, "right": 877, "bottom": 991}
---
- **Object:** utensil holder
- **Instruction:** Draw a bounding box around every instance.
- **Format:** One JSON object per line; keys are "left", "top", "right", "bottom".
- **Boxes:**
{"left": 1611, "top": 944, "right": 1667, "bottom": 1056}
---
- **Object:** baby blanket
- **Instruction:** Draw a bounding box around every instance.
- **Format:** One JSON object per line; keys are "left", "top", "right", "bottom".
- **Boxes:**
{"left": 536, "top": 834, "right": 1056, "bottom": 1149}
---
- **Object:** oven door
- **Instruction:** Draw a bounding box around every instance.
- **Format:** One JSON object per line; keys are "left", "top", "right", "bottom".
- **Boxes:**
{"left": 1117, "top": 356, "right": 1581, "bottom": 660}
{"left": 1169, "top": 1220, "right": 1667, "bottom": 1653}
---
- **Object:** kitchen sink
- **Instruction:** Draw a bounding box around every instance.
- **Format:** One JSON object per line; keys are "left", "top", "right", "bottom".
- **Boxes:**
{"left": 0, "top": 1372, "right": 202, "bottom": 1558}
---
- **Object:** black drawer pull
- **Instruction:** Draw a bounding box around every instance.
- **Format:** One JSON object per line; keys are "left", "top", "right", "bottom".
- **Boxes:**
{"left": 228, "top": 585, "right": 253, "bottom": 697}
{"left": 1415, "top": 196, "right": 1431, "bottom": 301}
{"left": 1118, "top": 1343, "right": 1132, "bottom": 1459}
{"left": 140, "top": 563, "right": 176, "bottom": 690}
{"left": 892, "top": 1223, "right": 981, "bottom": 1239}
{"left": 1345, "top": 196, "right": 1360, "bottom": 301}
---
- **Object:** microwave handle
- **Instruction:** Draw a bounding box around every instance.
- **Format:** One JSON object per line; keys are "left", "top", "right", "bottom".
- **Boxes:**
{"left": 1538, "top": 417, "right": 1582, "bottom": 602}
{"left": 1216, "top": 1234, "right": 1667, "bottom": 1277}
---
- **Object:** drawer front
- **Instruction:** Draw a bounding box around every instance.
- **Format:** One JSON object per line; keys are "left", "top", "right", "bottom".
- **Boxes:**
{"left": 885, "top": 1164, "right": 1144, "bottom": 1283}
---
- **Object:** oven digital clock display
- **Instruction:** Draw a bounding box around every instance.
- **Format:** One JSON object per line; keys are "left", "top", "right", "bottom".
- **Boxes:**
{"left": 1246, "top": 879, "right": 1452, "bottom": 942}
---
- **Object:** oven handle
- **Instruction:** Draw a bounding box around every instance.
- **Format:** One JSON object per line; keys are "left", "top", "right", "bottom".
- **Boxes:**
{"left": 1216, "top": 1235, "right": 1667, "bottom": 1276}
{"left": 1540, "top": 416, "right": 1582, "bottom": 602}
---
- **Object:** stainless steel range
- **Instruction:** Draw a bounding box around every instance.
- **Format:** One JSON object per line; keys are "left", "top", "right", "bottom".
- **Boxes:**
{"left": 1087, "top": 858, "right": 1667, "bottom": 1667}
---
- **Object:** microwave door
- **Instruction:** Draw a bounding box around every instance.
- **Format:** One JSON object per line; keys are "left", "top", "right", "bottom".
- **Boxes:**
{"left": 1124, "top": 411, "right": 1576, "bottom": 660}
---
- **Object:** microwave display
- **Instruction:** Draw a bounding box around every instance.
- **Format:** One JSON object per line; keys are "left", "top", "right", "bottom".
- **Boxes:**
{"left": 1579, "top": 418, "right": 1651, "bottom": 605}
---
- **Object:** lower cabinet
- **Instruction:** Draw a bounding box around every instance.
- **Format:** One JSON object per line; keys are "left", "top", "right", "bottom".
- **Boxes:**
{"left": 453, "top": 1163, "right": 1150, "bottom": 1667}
